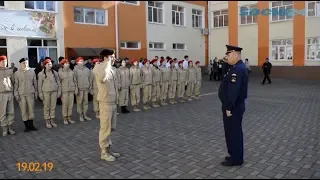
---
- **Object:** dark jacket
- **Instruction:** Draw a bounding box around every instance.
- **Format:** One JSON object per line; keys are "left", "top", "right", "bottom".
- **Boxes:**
{"left": 262, "top": 62, "right": 272, "bottom": 74}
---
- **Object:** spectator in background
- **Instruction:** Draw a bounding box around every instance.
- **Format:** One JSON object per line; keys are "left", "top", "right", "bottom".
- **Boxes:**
{"left": 69, "top": 57, "right": 76, "bottom": 70}
{"left": 85, "top": 58, "right": 93, "bottom": 70}
{"left": 9, "top": 62, "right": 18, "bottom": 73}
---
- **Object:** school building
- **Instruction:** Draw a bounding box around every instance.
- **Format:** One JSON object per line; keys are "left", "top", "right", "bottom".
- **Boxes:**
{"left": 209, "top": 1, "right": 320, "bottom": 79}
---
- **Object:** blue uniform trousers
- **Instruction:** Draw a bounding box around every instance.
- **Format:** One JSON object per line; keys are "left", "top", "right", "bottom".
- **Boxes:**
{"left": 222, "top": 101, "right": 245, "bottom": 163}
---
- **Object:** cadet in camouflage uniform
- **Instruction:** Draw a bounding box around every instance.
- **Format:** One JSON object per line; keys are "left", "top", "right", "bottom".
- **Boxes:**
{"left": 0, "top": 55, "right": 15, "bottom": 136}
{"left": 186, "top": 60, "right": 196, "bottom": 101}
{"left": 118, "top": 59, "right": 130, "bottom": 113}
{"left": 38, "top": 58, "right": 61, "bottom": 129}
{"left": 159, "top": 58, "right": 170, "bottom": 106}
{"left": 14, "top": 58, "right": 38, "bottom": 132}
{"left": 194, "top": 61, "right": 202, "bottom": 100}
{"left": 177, "top": 60, "right": 187, "bottom": 102}
{"left": 58, "top": 59, "right": 78, "bottom": 124}
{"left": 129, "top": 59, "right": 142, "bottom": 112}
{"left": 141, "top": 59, "right": 153, "bottom": 110}
{"left": 151, "top": 59, "right": 161, "bottom": 108}
{"left": 168, "top": 60, "right": 178, "bottom": 104}
{"left": 90, "top": 59, "right": 100, "bottom": 119}
{"left": 74, "top": 57, "right": 92, "bottom": 121}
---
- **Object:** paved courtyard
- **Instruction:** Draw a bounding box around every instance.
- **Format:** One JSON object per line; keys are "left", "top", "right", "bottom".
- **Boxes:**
{"left": 0, "top": 77, "right": 319, "bottom": 179}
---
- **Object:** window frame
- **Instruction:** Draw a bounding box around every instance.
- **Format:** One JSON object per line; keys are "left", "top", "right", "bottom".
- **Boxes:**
{"left": 306, "top": 37, "right": 320, "bottom": 61}
{"left": 149, "top": 42, "right": 166, "bottom": 51}
{"left": 306, "top": 1, "right": 320, "bottom": 18}
{"left": 239, "top": 4, "right": 258, "bottom": 25}
{"left": 148, "top": 1, "right": 164, "bottom": 24}
{"left": 73, "top": 7, "right": 107, "bottom": 26}
{"left": 172, "top": 4, "right": 186, "bottom": 27}
{"left": 270, "top": 39, "right": 293, "bottom": 61}
{"left": 120, "top": 1, "right": 140, "bottom": 6}
{"left": 0, "top": 38, "right": 8, "bottom": 59}
{"left": 27, "top": 39, "right": 58, "bottom": 67}
{"left": 212, "top": 9, "right": 228, "bottom": 28}
{"left": 0, "top": 1, "right": 4, "bottom": 8}
{"left": 270, "top": 1, "right": 294, "bottom": 22}
{"left": 120, "top": 41, "right": 141, "bottom": 50}
{"left": 192, "top": 9, "right": 203, "bottom": 28}
{"left": 172, "top": 43, "right": 187, "bottom": 51}
{"left": 24, "top": 1, "right": 57, "bottom": 13}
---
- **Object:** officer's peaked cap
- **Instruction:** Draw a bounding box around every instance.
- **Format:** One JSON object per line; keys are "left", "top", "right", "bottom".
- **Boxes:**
{"left": 226, "top": 45, "right": 242, "bottom": 54}
{"left": 19, "top": 58, "right": 27, "bottom": 63}
{"left": 100, "top": 49, "right": 114, "bottom": 56}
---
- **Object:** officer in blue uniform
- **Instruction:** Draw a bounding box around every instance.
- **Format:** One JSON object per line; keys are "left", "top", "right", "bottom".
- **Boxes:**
{"left": 218, "top": 45, "right": 248, "bottom": 166}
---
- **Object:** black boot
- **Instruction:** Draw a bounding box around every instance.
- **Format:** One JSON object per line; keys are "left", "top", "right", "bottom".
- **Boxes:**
{"left": 124, "top": 106, "right": 130, "bottom": 113}
{"left": 28, "top": 120, "right": 38, "bottom": 131}
{"left": 23, "top": 121, "right": 30, "bottom": 132}
{"left": 121, "top": 106, "right": 125, "bottom": 113}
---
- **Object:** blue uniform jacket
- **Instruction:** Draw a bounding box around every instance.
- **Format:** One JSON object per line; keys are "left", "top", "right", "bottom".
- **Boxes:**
{"left": 218, "top": 60, "right": 248, "bottom": 111}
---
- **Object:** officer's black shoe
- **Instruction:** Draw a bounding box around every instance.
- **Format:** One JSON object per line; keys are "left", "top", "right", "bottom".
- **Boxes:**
{"left": 124, "top": 106, "right": 130, "bottom": 113}
{"left": 28, "top": 120, "right": 38, "bottom": 131}
{"left": 221, "top": 160, "right": 243, "bottom": 167}
{"left": 121, "top": 106, "right": 126, "bottom": 113}
{"left": 225, "top": 156, "right": 231, "bottom": 161}
{"left": 23, "top": 121, "right": 30, "bottom": 132}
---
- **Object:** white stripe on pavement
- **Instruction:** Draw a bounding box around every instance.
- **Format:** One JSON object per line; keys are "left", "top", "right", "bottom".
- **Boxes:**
{"left": 200, "top": 92, "right": 218, "bottom": 96}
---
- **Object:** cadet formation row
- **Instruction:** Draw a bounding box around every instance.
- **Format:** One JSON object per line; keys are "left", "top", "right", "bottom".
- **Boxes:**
{"left": 0, "top": 55, "right": 202, "bottom": 136}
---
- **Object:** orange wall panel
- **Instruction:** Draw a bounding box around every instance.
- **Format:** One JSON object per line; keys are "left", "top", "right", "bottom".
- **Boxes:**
{"left": 228, "top": 1, "right": 238, "bottom": 46}
{"left": 63, "top": 1, "right": 116, "bottom": 49}
{"left": 293, "top": 1, "right": 305, "bottom": 66}
{"left": 117, "top": 2, "right": 147, "bottom": 59}
{"left": 257, "top": 1, "right": 269, "bottom": 66}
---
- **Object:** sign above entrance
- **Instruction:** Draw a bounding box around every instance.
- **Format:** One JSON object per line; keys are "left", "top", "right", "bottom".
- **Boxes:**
{"left": 0, "top": 10, "right": 56, "bottom": 38}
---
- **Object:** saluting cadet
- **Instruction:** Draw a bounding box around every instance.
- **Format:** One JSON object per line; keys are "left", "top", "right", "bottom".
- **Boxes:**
{"left": 0, "top": 55, "right": 15, "bottom": 136}
{"left": 159, "top": 58, "right": 170, "bottom": 106}
{"left": 186, "top": 60, "right": 196, "bottom": 101}
{"left": 14, "top": 58, "right": 38, "bottom": 132}
{"left": 91, "top": 59, "right": 100, "bottom": 119}
{"left": 177, "top": 60, "right": 187, "bottom": 102}
{"left": 130, "top": 59, "right": 142, "bottom": 112}
{"left": 168, "top": 60, "right": 178, "bottom": 104}
{"left": 93, "top": 49, "right": 120, "bottom": 162}
{"left": 38, "top": 57, "right": 61, "bottom": 129}
{"left": 141, "top": 59, "right": 153, "bottom": 110}
{"left": 151, "top": 59, "right": 161, "bottom": 108}
{"left": 194, "top": 61, "right": 202, "bottom": 100}
{"left": 74, "top": 57, "right": 92, "bottom": 122}
{"left": 218, "top": 45, "right": 248, "bottom": 166}
{"left": 59, "top": 59, "right": 77, "bottom": 124}
{"left": 118, "top": 59, "right": 130, "bottom": 113}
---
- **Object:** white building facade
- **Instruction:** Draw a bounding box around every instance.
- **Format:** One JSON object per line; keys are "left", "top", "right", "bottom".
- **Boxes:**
{"left": 146, "top": 1, "right": 206, "bottom": 64}
{"left": 0, "top": 1, "right": 64, "bottom": 68}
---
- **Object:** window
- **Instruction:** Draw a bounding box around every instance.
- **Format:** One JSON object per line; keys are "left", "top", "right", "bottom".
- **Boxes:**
{"left": 25, "top": 1, "right": 56, "bottom": 12}
{"left": 148, "top": 1, "right": 163, "bottom": 24}
{"left": 74, "top": 7, "right": 106, "bottom": 25}
{"left": 149, "top": 42, "right": 165, "bottom": 50}
{"left": 271, "top": 39, "right": 293, "bottom": 61}
{"left": 306, "top": 37, "right": 320, "bottom": 60}
{"left": 173, "top": 43, "right": 186, "bottom": 50}
{"left": 192, "top": 9, "right": 203, "bottom": 28}
{"left": 0, "top": 39, "right": 7, "bottom": 59}
{"left": 271, "top": 1, "right": 293, "bottom": 22}
{"left": 213, "top": 10, "right": 228, "bottom": 28}
{"left": 307, "top": 1, "right": 320, "bottom": 17}
{"left": 120, "top": 41, "right": 141, "bottom": 50}
{"left": 120, "top": 1, "right": 139, "bottom": 5}
{"left": 172, "top": 5, "right": 185, "bottom": 26}
{"left": 240, "top": 5, "right": 257, "bottom": 25}
{"left": 27, "top": 39, "right": 58, "bottom": 68}
{"left": 0, "top": 1, "right": 4, "bottom": 7}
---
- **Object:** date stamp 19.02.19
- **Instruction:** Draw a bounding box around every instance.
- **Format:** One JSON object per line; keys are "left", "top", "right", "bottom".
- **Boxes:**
{"left": 16, "top": 162, "right": 54, "bottom": 172}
